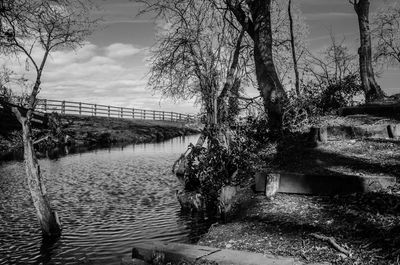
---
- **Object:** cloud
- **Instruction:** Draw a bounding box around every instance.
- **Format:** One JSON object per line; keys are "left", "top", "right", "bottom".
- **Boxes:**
{"left": 48, "top": 43, "right": 98, "bottom": 65}
{"left": 105, "top": 43, "right": 143, "bottom": 58}
{"left": 2, "top": 41, "right": 197, "bottom": 114}
{"left": 304, "top": 12, "right": 353, "bottom": 21}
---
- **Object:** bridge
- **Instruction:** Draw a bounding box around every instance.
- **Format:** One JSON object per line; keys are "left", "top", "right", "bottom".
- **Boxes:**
{"left": 0, "top": 98, "right": 199, "bottom": 134}
{"left": 33, "top": 99, "right": 197, "bottom": 122}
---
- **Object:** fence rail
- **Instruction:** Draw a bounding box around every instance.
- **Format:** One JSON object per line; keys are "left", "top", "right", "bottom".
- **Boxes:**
{"left": 34, "top": 99, "right": 196, "bottom": 122}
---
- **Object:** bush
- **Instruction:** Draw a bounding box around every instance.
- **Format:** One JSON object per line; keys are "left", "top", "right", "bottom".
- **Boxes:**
{"left": 318, "top": 74, "right": 363, "bottom": 113}
{"left": 0, "top": 86, "right": 13, "bottom": 103}
{"left": 281, "top": 74, "right": 363, "bottom": 132}
{"left": 231, "top": 117, "right": 277, "bottom": 176}
{"left": 302, "top": 74, "right": 363, "bottom": 115}
{"left": 184, "top": 134, "right": 237, "bottom": 212}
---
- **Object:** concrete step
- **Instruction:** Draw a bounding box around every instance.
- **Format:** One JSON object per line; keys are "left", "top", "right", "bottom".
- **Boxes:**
{"left": 255, "top": 171, "right": 396, "bottom": 195}
{"left": 340, "top": 102, "right": 400, "bottom": 120}
{"left": 126, "top": 241, "right": 328, "bottom": 265}
{"left": 309, "top": 124, "right": 400, "bottom": 143}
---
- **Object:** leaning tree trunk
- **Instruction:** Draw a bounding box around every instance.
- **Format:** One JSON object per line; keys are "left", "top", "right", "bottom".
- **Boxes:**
{"left": 353, "top": 0, "right": 385, "bottom": 102}
{"left": 249, "top": 0, "right": 288, "bottom": 132}
{"left": 12, "top": 107, "right": 62, "bottom": 238}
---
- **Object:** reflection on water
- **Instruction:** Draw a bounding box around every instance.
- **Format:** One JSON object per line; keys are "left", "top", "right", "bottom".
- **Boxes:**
{"left": 0, "top": 134, "right": 213, "bottom": 265}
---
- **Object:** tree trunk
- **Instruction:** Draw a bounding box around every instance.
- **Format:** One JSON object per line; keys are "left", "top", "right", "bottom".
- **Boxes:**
{"left": 248, "top": 0, "right": 287, "bottom": 131}
{"left": 12, "top": 107, "right": 62, "bottom": 238}
{"left": 288, "top": 0, "right": 300, "bottom": 96}
{"left": 353, "top": 0, "right": 385, "bottom": 102}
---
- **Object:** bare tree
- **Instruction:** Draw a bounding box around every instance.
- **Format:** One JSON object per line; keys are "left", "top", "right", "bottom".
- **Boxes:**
{"left": 349, "top": 0, "right": 385, "bottom": 102}
{"left": 141, "top": 0, "right": 249, "bottom": 134}
{"left": 372, "top": 4, "right": 400, "bottom": 67}
{"left": 304, "top": 33, "right": 358, "bottom": 88}
{"left": 0, "top": 0, "right": 94, "bottom": 238}
{"left": 268, "top": 0, "right": 308, "bottom": 95}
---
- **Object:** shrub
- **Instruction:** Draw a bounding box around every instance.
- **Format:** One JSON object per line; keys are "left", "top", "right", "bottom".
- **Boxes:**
{"left": 301, "top": 74, "right": 363, "bottom": 115}
{"left": 185, "top": 134, "right": 236, "bottom": 212}
{"left": 231, "top": 117, "right": 277, "bottom": 176}
{"left": 318, "top": 74, "right": 363, "bottom": 113}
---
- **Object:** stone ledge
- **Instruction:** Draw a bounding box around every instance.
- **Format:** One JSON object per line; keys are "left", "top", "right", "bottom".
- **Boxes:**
{"left": 125, "top": 241, "right": 327, "bottom": 265}
{"left": 256, "top": 171, "right": 396, "bottom": 195}
{"left": 340, "top": 103, "right": 400, "bottom": 119}
{"left": 309, "top": 124, "right": 400, "bottom": 144}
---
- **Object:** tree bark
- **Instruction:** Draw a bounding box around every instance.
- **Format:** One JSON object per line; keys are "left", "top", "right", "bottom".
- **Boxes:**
{"left": 352, "top": 0, "right": 385, "bottom": 102}
{"left": 288, "top": 0, "right": 300, "bottom": 96}
{"left": 12, "top": 107, "right": 61, "bottom": 238}
{"left": 226, "top": 0, "right": 287, "bottom": 132}
{"left": 251, "top": 0, "right": 287, "bottom": 131}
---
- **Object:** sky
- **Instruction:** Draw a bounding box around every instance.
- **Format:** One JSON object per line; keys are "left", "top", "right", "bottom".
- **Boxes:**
{"left": 4, "top": 0, "right": 400, "bottom": 114}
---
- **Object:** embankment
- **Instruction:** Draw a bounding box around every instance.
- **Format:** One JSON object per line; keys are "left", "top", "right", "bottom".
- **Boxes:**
{"left": 0, "top": 114, "right": 200, "bottom": 157}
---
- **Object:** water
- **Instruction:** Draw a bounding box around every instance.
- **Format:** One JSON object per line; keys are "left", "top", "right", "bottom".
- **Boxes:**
{"left": 0, "top": 135, "right": 211, "bottom": 265}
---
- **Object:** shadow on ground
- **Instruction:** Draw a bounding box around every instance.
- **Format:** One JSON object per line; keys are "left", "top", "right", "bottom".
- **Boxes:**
{"left": 200, "top": 134, "right": 400, "bottom": 264}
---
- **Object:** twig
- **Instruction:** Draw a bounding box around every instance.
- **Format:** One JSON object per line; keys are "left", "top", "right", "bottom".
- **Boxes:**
{"left": 311, "top": 233, "right": 351, "bottom": 256}
{"left": 33, "top": 135, "right": 51, "bottom": 145}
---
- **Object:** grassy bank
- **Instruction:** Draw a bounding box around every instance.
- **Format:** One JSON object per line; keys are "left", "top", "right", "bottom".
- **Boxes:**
{"left": 60, "top": 115, "right": 200, "bottom": 145}
{"left": 0, "top": 114, "right": 200, "bottom": 157}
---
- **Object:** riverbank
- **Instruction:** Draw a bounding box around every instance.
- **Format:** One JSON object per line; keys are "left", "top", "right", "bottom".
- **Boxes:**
{"left": 0, "top": 114, "right": 200, "bottom": 158}
{"left": 61, "top": 115, "right": 200, "bottom": 145}
{"left": 197, "top": 115, "right": 400, "bottom": 265}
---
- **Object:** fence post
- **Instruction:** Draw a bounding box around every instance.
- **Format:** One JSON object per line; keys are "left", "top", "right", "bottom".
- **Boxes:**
{"left": 162, "top": 111, "right": 165, "bottom": 120}
{"left": 132, "top": 108, "right": 135, "bottom": 119}
{"left": 171, "top": 112, "right": 173, "bottom": 121}
{"left": 44, "top": 99, "right": 47, "bottom": 112}
{"left": 79, "top": 102, "right": 82, "bottom": 115}
{"left": 62, "top": 101, "right": 66, "bottom": 115}
{"left": 121, "top": 107, "right": 123, "bottom": 118}
{"left": 143, "top": 109, "right": 146, "bottom": 120}
{"left": 179, "top": 113, "right": 182, "bottom": 121}
{"left": 108, "top": 106, "right": 110, "bottom": 117}
{"left": 94, "top": 104, "right": 97, "bottom": 116}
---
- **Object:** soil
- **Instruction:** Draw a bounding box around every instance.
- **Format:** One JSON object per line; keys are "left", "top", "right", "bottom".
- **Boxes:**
{"left": 199, "top": 187, "right": 400, "bottom": 264}
{"left": 198, "top": 115, "right": 400, "bottom": 265}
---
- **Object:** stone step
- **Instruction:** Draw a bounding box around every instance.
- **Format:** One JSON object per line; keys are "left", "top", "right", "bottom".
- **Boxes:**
{"left": 309, "top": 124, "right": 400, "bottom": 143}
{"left": 125, "top": 241, "right": 328, "bottom": 265}
{"left": 340, "top": 103, "right": 400, "bottom": 120}
{"left": 255, "top": 171, "right": 396, "bottom": 195}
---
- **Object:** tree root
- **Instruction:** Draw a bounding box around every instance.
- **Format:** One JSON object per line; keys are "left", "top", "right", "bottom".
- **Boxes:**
{"left": 311, "top": 233, "right": 351, "bottom": 256}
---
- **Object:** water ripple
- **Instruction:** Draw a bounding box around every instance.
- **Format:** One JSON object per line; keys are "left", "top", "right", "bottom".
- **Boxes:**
{"left": 0, "top": 135, "right": 212, "bottom": 265}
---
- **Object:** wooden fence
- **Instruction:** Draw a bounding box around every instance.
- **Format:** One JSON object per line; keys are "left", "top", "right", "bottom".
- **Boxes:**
{"left": 35, "top": 99, "right": 196, "bottom": 122}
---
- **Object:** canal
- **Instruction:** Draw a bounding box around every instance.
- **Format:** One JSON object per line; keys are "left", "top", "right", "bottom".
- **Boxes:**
{"left": 0, "top": 134, "right": 211, "bottom": 264}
